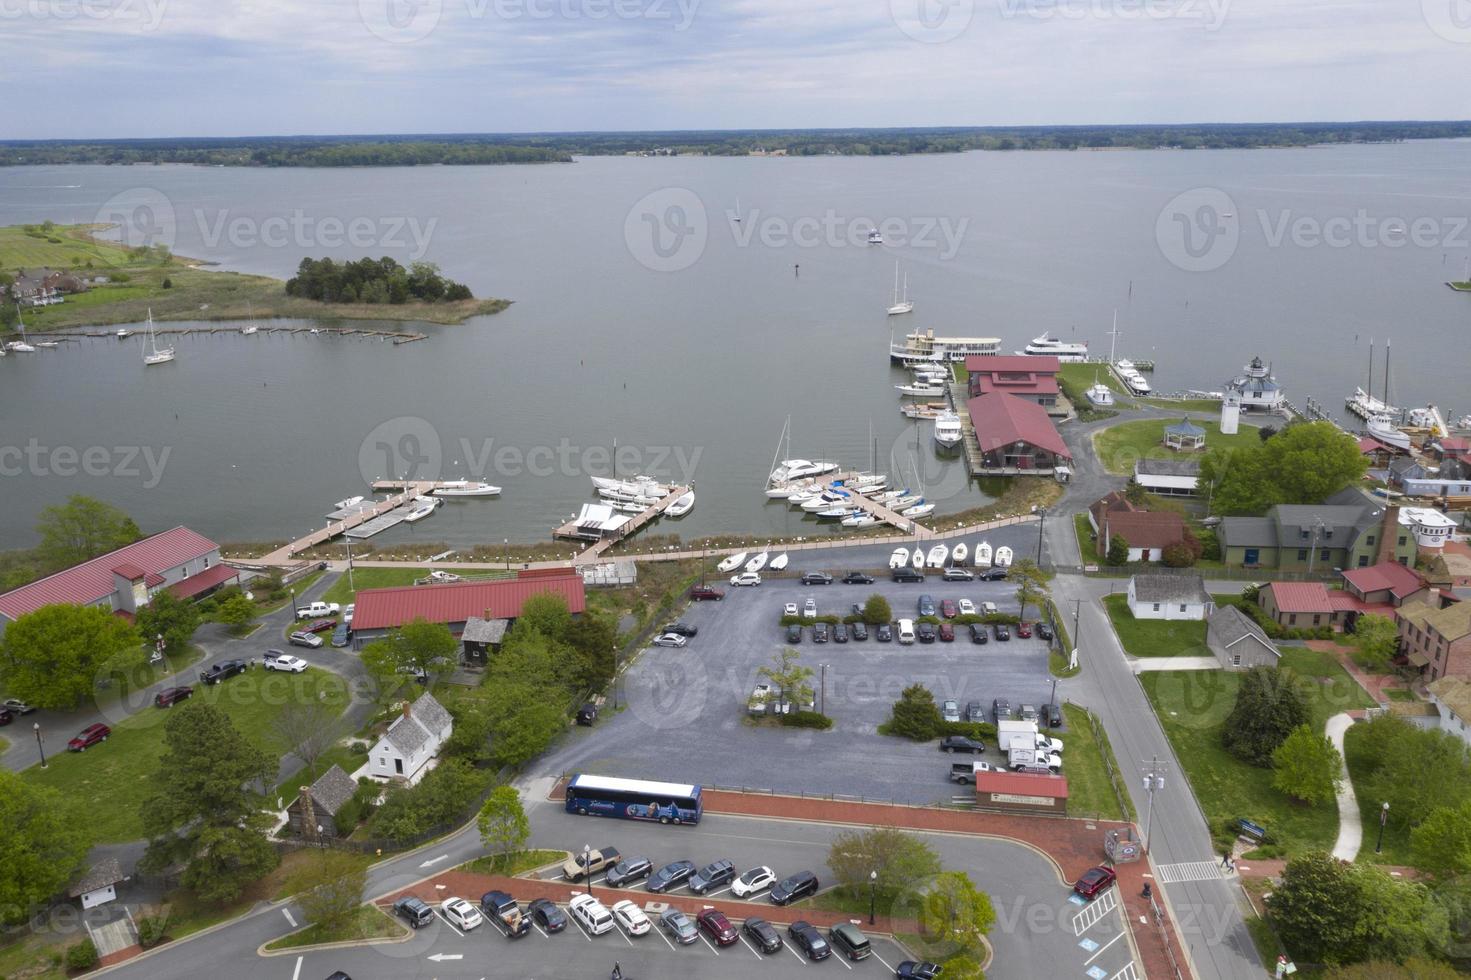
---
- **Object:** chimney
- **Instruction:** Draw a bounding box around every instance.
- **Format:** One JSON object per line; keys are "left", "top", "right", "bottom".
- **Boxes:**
{"left": 1377, "top": 506, "right": 1400, "bottom": 565}
{"left": 401, "top": 700, "right": 411, "bottom": 720}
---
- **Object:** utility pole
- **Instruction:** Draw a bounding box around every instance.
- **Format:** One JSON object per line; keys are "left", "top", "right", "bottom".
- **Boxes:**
{"left": 1141, "top": 757, "right": 1167, "bottom": 854}
{"left": 819, "top": 663, "right": 829, "bottom": 717}
{"left": 1036, "top": 507, "right": 1046, "bottom": 564}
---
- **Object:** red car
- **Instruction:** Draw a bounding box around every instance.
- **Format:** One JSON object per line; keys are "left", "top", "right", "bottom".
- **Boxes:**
{"left": 304, "top": 618, "right": 337, "bottom": 634}
{"left": 696, "top": 908, "right": 739, "bottom": 947}
{"left": 937, "top": 623, "right": 955, "bottom": 642}
{"left": 940, "top": 599, "right": 958, "bottom": 619}
{"left": 690, "top": 585, "right": 725, "bottom": 601}
{"left": 154, "top": 686, "right": 194, "bottom": 708}
{"left": 67, "top": 723, "right": 111, "bottom": 752}
{"left": 1017, "top": 621, "right": 1033, "bottom": 638}
{"left": 1073, "top": 866, "right": 1117, "bottom": 900}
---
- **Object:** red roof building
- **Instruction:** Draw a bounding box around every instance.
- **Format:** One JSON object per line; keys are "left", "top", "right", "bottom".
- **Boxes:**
{"left": 1341, "top": 561, "right": 1428, "bottom": 607}
{"left": 349, "top": 571, "right": 586, "bottom": 649}
{"left": 971, "top": 770, "right": 1070, "bottom": 816}
{"left": 1258, "top": 581, "right": 1386, "bottom": 631}
{"left": 1097, "top": 512, "right": 1188, "bottom": 563}
{"left": 0, "top": 527, "right": 231, "bottom": 634}
{"left": 966, "top": 392, "right": 1071, "bottom": 472}
{"left": 965, "top": 354, "right": 1061, "bottom": 407}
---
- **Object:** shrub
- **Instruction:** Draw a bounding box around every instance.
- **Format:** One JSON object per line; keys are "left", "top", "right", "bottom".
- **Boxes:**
{"left": 1105, "top": 535, "right": 1130, "bottom": 566}
{"left": 161, "top": 277, "right": 174, "bottom": 289}
{"left": 137, "top": 913, "right": 170, "bottom": 948}
{"left": 862, "top": 594, "right": 892, "bottom": 625}
{"left": 781, "top": 711, "right": 834, "bottom": 730}
{"left": 1162, "top": 542, "right": 1197, "bottom": 568}
{"left": 884, "top": 684, "right": 942, "bottom": 740}
{"left": 367, "top": 759, "right": 490, "bottom": 843}
{"left": 66, "top": 940, "right": 99, "bottom": 970}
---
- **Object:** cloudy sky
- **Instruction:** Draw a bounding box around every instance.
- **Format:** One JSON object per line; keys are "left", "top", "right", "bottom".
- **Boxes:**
{"left": 5, "top": 0, "right": 1471, "bottom": 139}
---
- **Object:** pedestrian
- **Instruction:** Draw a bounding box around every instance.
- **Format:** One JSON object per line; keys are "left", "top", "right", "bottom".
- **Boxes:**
{"left": 1220, "top": 849, "right": 1231, "bottom": 868}
{"left": 1141, "top": 882, "right": 1152, "bottom": 899}
{"left": 1227, "top": 858, "right": 1236, "bottom": 874}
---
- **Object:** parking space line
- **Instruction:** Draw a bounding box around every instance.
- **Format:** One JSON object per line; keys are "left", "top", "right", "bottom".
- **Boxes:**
{"left": 657, "top": 928, "right": 677, "bottom": 952}
{"left": 533, "top": 923, "right": 549, "bottom": 939}
{"left": 784, "top": 943, "right": 808, "bottom": 966}
{"left": 704, "top": 885, "right": 732, "bottom": 898}
{"left": 871, "top": 950, "right": 895, "bottom": 972}
{"left": 1085, "top": 929, "right": 1125, "bottom": 965}
{"left": 834, "top": 951, "right": 853, "bottom": 970}
{"left": 434, "top": 911, "right": 465, "bottom": 938}
{"left": 572, "top": 918, "right": 594, "bottom": 942}
{"left": 290, "top": 956, "right": 302, "bottom": 980}
{"left": 699, "top": 933, "right": 721, "bottom": 955}
{"left": 614, "top": 925, "right": 635, "bottom": 947}
{"left": 740, "top": 935, "right": 764, "bottom": 959}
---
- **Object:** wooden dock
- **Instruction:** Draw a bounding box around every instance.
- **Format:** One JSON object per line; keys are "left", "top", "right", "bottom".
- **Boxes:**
{"left": 556, "top": 486, "right": 693, "bottom": 564}
{"left": 260, "top": 481, "right": 436, "bottom": 563}
{"left": 951, "top": 382, "right": 987, "bottom": 475}
{"left": 44, "top": 325, "right": 428, "bottom": 345}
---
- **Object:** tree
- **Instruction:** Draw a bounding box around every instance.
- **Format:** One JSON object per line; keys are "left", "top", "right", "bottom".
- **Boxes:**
{"left": 34, "top": 495, "right": 141, "bottom": 571}
{"left": 1162, "top": 541, "right": 1197, "bottom": 568}
{"left": 1124, "top": 480, "right": 1149, "bottom": 506}
{"left": 289, "top": 851, "right": 366, "bottom": 933}
{"left": 863, "top": 593, "right": 893, "bottom": 625}
{"left": 140, "top": 702, "right": 278, "bottom": 904}
{"left": 1206, "top": 423, "right": 1367, "bottom": 515}
{"left": 135, "top": 589, "right": 201, "bottom": 658}
{"left": 1105, "top": 534, "right": 1130, "bottom": 566}
{"left": 827, "top": 827, "right": 942, "bottom": 902}
{"left": 758, "top": 648, "right": 815, "bottom": 711}
{"left": 0, "top": 772, "right": 90, "bottom": 925}
{"left": 214, "top": 593, "right": 257, "bottom": 630}
{"left": 0, "top": 604, "right": 141, "bottom": 709}
{"left": 886, "top": 684, "right": 941, "bottom": 740}
{"left": 1272, "top": 724, "right": 1342, "bottom": 806}
{"left": 1410, "top": 801, "right": 1471, "bottom": 877}
{"left": 1221, "top": 666, "right": 1309, "bottom": 765}
{"left": 1010, "top": 558, "right": 1049, "bottom": 621}
{"left": 921, "top": 871, "right": 996, "bottom": 955}
{"left": 477, "top": 786, "right": 530, "bottom": 867}
{"left": 361, "top": 617, "right": 458, "bottom": 700}
{"left": 514, "top": 593, "right": 572, "bottom": 641}
{"left": 273, "top": 699, "right": 345, "bottom": 781}
{"left": 1326, "top": 960, "right": 1463, "bottom": 980}
{"left": 1354, "top": 717, "right": 1471, "bottom": 830}
{"left": 1350, "top": 614, "right": 1399, "bottom": 671}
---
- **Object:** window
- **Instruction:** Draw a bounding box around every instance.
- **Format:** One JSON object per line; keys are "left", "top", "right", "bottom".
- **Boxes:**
{"left": 1358, "top": 555, "right": 1369, "bottom": 567}
{"left": 1367, "top": 535, "right": 1375, "bottom": 546}
{"left": 1152, "top": 603, "right": 1160, "bottom": 612}
{"left": 1399, "top": 536, "right": 1407, "bottom": 546}
{"left": 1297, "top": 549, "right": 1308, "bottom": 561}
{"left": 1289, "top": 614, "right": 1298, "bottom": 625}
{"left": 1313, "top": 615, "right": 1321, "bottom": 625}
{"left": 1231, "top": 653, "right": 1242, "bottom": 667}
{"left": 1245, "top": 548, "right": 1259, "bottom": 565}
{"left": 1179, "top": 604, "right": 1187, "bottom": 613}
{"left": 1320, "top": 549, "right": 1331, "bottom": 561}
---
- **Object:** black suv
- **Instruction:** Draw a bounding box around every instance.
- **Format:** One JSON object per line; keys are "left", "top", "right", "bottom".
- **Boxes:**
{"left": 392, "top": 896, "right": 434, "bottom": 928}
{"left": 647, "top": 860, "right": 696, "bottom": 893}
{"left": 689, "top": 859, "right": 736, "bottom": 895}
{"left": 994, "top": 623, "right": 1011, "bottom": 641}
{"left": 969, "top": 623, "right": 989, "bottom": 644}
{"left": 892, "top": 568, "right": 925, "bottom": 583}
{"left": 813, "top": 622, "right": 829, "bottom": 643}
{"left": 788, "top": 921, "right": 831, "bottom": 960}
{"left": 1042, "top": 702, "right": 1064, "bottom": 728}
{"left": 966, "top": 701, "right": 986, "bottom": 723}
{"left": 1037, "top": 622, "right": 1054, "bottom": 641}
{"left": 917, "top": 622, "right": 937, "bottom": 643}
{"left": 993, "top": 698, "right": 1012, "bottom": 722}
{"left": 877, "top": 623, "right": 893, "bottom": 642}
{"left": 771, "top": 870, "right": 820, "bottom": 905}
{"left": 200, "top": 659, "right": 249, "bottom": 685}
{"left": 842, "top": 572, "right": 874, "bottom": 585}
{"left": 605, "top": 856, "right": 653, "bottom": 888}
{"left": 800, "top": 572, "right": 833, "bottom": 585}
{"left": 851, "top": 622, "right": 868, "bottom": 641}
{"left": 663, "top": 622, "right": 699, "bottom": 637}
{"left": 786, "top": 624, "right": 803, "bottom": 644}
{"left": 833, "top": 623, "right": 848, "bottom": 643}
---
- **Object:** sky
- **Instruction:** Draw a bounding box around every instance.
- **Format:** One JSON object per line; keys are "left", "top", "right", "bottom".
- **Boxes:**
{"left": 4, "top": 0, "right": 1471, "bottom": 139}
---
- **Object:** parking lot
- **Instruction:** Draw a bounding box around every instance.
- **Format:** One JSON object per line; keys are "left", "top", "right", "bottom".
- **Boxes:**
{"left": 540, "top": 559, "right": 1060, "bottom": 803}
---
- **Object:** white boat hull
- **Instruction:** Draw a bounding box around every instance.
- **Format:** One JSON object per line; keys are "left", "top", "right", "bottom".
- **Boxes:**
{"left": 951, "top": 543, "right": 968, "bottom": 565}
{"left": 769, "top": 553, "right": 789, "bottom": 571}
{"left": 665, "top": 491, "right": 695, "bottom": 517}
{"left": 974, "top": 542, "right": 993, "bottom": 568}
{"left": 904, "top": 504, "right": 935, "bottom": 518}
{"left": 912, "top": 548, "right": 924, "bottom": 569}
{"left": 745, "top": 551, "right": 768, "bottom": 573}
{"left": 994, "top": 546, "right": 1013, "bottom": 567}
{"left": 334, "top": 495, "right": 366, "bottom": 511}
{"left": 435, "top": 481, "right": 501, "bottom": 497}
{"left": 717, "top": 552, "right": 748, "bottom": 573}
{"left": 926, "top": 544, "right": 949, "bottom": 568}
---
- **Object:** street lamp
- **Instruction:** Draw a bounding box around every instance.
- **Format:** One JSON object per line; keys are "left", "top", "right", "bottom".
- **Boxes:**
{"left": 868, "top": 870, "right": 878, "bottom": 925}
{"left": 612, "top": 643, "right": 620, "bottom": 710}
{"left": 819, "top": 664, "right": 829, "bottom": 717}
{"left": 33, "top": 722, "right": 46, "bottom": 769}
{"left": 316, "top": 824, "right": 325, "bottom": 851}
{"left": 1376, "top": 802, "right": 1389, "bottom": 854}
{"left": 583, "top": 844, "right": 593, "bottom": 898}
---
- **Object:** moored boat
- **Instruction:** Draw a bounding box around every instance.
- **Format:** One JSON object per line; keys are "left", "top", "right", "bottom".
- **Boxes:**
{"left": 402, "top": 495, "right": 441, "bottom": 523}
{"left": 333, "top": 495, "right": 366, "bottom": 511}
{"left": 664, "top": 490, "right": 695, "bottom": 517}
{"left": 952, "top": 542, "right": 968, "bottom": 566}
{"left": 994, "top": 546, "right": 1013, "bottom": 567}
{"left": 974, "top": 541, "right": 993, "bottom": 568}
{"left": 933, "top": 411, "right": 962, "bottom": 448}
{"left": 926, "top": 543, "right": 949, "bottom": 568}
{"left": 434, "top": 480, "right": 502, "bottom": 497}
{"left": 1019, "top": 332, "right": 1089, "bottom": 361}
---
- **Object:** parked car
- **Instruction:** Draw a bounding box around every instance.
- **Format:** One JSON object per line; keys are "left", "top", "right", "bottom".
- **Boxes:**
{"left": 342, "top": 603, "right": 355, "bottom": 624}
{"left": 479, "top": 891, "right": 530, "bottom": 938}
{"left": 647, "top": 859, "right": 696, "bottom": 893}
{"left": 1016, "top": 621, "right": 1033, "bottom": 639}
{"left": 770, "top": 870, "right": 820, "bottom": 905}
{"left": 730, "top": 572, "right": 762, "bottom": 587}
{"left": 154, "top": 686, "right": 194, "bottom": 707}
{"left": 800, "top": 571, "right": 833, "bottom": 585}
{"left": 440, "top": 897, "right": 483, "bottom": 931}
{"left": 605, "top": 856, "right": 653, "bottom": 888}
{"left": 802, "top": 598, "right": 817, "bottom": 619}
{"left": 562, "top": 846, "right": 620, "bottom": 881}
{"left": 66, "top": 723, "right": 110, "bottom": 751}
{"left": 897, "top": 962, "right": 944, "bottom": 979}
{"left": 294, "top": 601, "right": 340, "bottom": 619}
{"left": 813, "top": 622, "right": 829, "bottom": 643}
{"left": 0, "top": 707, "right": 17, "bottom": 726}
{"left": 877, "top": 623, "right": 893, "bottom": 642}
{"left": 969, "top": 623, "right": 989, "bottom": 644}
{"left": 979, "top": 567, "right": 1008, "bottom": 580}
{"left": 842, "top": 571, "right": 874, "bottom": 584}
{"left": 304, "top": 618, "right": 337, "bottom": 634}
{"left": 784, "top": 602, "right": 799, "bottom": 617}
{"left": 786, "top": 624, "right": 803, "bottom": 644}
{"left": 330, "top": 623, "right": 351, "bottom": 647}
{"left": 917, "top": 622, "right": 937, "bottom": 643}
{"left": 993, "top": 698, "right": 1011, "bottom": 721}
{"left": 200, "top": 659, "right": 249, "bottom": 684}
{"left": 1018, "top": 703, "right": 1039, "bottom": 722}
{"left": 851, "top": 621, "right": 868, "bottom": 641}
{"left": 732, "top": 866, "right": 776, "bottom": 898}
{"left": 957, "top": 599, "right": 977, "bottom": 616}
{"left": 993, "top": 624, "right": 1010, "bottom": 641}
{"left": 743, "top": 916, "right": 783, "bottom": 953}
{"left": 897, "top": 619, "right": 916, "bottom": 644}
{"left": 788, "top": 921, "right": 831, "bottom": 960}
{"left": 575, "top": 702, "right": 599, "bottom": 726}
{"left": 567, "top": 894, "right": 613, "bottom": 935}
{"left": 829, "top": 922, "right": 872, "bottom": 960}
{"left": 1042, "top": 703, "right": 1064, "bottom": 728}
{"left": 611, "top": 900, "right": 651, "bottom": 936}
{"left": 938, "top": 623, "right": 955, "bottom": 642}
{"left": 980, "top": 601, "right": 998, "bottom": 615}
{"left": 939, "top": 735, "right": 986, "bottom": 753}
{"left": 2, "top": 698, "right": 36, "bottom": 715}
{"left": 391, "top": 896, "right": 434, "bottom": 928}
{"left": 965, "top": 701, "right": 985, "bottom": 723}
{"left": 942, "top": 567, "right": 974, "bottom": 581}
{"left": 652, "top": 633, "right": 688, "bottom": 648}
{"left": 265, "top": 653, "right": 309, "bottom": 673}
{"left": 917, "top": 594, "right": 936, "bottom": 617}
{"left": 833, "top": 623, "right": 849, "bottom": 643}
{"left": 690, "top": 585, "right": 726, "bottom": 601}
{"left": 659, "top": 908, "right": 699, "bottom": 944}
{"left": 1073, "top": 866, "right": 1118, "bottom": 900}
{"left": 698, "top": 908, "right": 739, "bottom": 946}
{"left": 527, "top": 897, "right": 566, "bottom": 933}
{"left": 689, "top": 859, "right": 736, "bottom": 895}
{"left": 940, "top": 598, "right": 958, "bottom": 619}
{"left": 1037, "top": 622, "right": 1054, "bottom": 641}
{"left": 941, "top": 699, "right": 961, "bottom": 722}
{"left": 288, "top": 631, "right": 323, "bottom": 648}
{"left": 663, "top": 622, "right": 698, "bottom": 637}
{"left": 892, "top": 568, "right": 925, "bottom": 583}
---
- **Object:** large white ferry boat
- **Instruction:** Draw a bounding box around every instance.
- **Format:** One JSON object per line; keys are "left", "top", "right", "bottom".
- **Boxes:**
{"left": 889, "top": 329, "right": 1000, "bottom": 363}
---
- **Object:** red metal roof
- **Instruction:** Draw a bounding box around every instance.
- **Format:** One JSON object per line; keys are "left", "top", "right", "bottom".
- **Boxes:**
{"left": 964, "top": 354, "right": 1060, "bottom": 376}
{"left": 1342, "top": 561, "right": 1425, "bottom": 600}
{"left": 351, "top": 574, "right": 587, "bottom": 632}
{"left": 965, "top": 392, "right": 1071, "bottom": 459}
{"left": 111, "top": 563, "right": 146, "bottom": 581}
{"left": 168, "top": 564, "right": 240, "bottom": 600}
{"left": 972, "top": 375, "right": 1060, "bottom": 397}
{"left": 973, "top": 770, "right": 1070, "bottom": 799}
{"left": 1266, "top": 582, "right": 1334, "bottom": 614}
{"left": 0, "top": 527, "right": 220, "bottom": 621}
{"left": 1358, "top": 436, "right": 1392, "bottom": 455}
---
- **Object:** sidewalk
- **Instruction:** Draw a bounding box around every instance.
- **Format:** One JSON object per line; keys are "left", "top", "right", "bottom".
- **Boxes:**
{"left": 1325, "top": 713, "right": 1363, "bottom": 862}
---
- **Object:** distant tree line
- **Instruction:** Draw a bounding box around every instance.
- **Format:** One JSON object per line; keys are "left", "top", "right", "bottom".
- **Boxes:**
{"left": 284, "top": 257, "right": 472, "bottom": 305}
{"left": 6, "top": 121, "right": 1471, "bottom": 166}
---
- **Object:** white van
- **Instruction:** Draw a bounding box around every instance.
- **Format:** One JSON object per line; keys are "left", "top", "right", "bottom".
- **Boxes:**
{"left": 568, "top": 893, "right": 614, "bottom": 935}
{"left": 897, "top": 619, "right": 916, "bottom": 645}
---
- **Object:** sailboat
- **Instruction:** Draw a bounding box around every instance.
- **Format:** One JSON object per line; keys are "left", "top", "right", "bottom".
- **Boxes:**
{"left": 745, "top": 550, "right": 769, "bottom": 573}
{"left": 7, "top": 307, "right": 35, "bottom": 352}
{"left": 732, "top": 197, "right": 743, "bottom": 224}
{"left": 769, "top": 553, "right": 789, "bottom": 571}
{"left": 717, "top": 552, "right": 748, "bottom": 573}
{"left": 886, "top": 262, "right": 913, "bottom": 316}
{"left": 241, "top": 301, "right": 260, "bottom": 336}
{"left": 951, "top": 542, "right": 968, "bottom": 566}
{"left": 142, "top": 310, "right": 175, "bottom": 366}
{"left": 911, "top": 547, "right": 924, "bottom": 570}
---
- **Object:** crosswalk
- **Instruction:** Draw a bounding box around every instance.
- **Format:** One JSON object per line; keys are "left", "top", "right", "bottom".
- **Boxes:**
{"left": 1155, "top": 861, "right": 1227, "bottom": 884}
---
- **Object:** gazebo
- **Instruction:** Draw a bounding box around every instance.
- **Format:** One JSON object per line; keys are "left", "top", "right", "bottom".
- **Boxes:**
{"left": 1164, "top": 418, "right": 1207, "bottom": 451}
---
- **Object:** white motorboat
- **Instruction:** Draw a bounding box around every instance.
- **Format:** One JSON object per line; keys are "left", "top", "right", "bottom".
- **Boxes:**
{"left": 1122, "top": 373, "right": 1151, "bottom": 395}
{"left": 333, "top": 495, "right": 366, "bottom": 511}
{"left": 771, "top": 458, "right": 839, "bottom": 484}
{"left": 896, "top": 384, "right": 947, "bottom": 398}
{"left": 867, "top": 229, "right": 884, "bottom": 244}
{"left": 892, "top": 493, "right": 922, "bottom": 509}
{"left": 599, "top": 488, "right": 661, "bottom": 506}
{"left": 717, "top": 552, "right": 748, "bottom": 573}
{"left": 926, "top": 543, "right": 949, "bottom": 568}
{"left": 664, "top": 490, "right": 695, "bottom": 517}
{"left": 34, "top": 340, "right": 58, "bottom": 348}
{"left": 889, "top": 547, "right": 911, "bottom": 569}
{"left": 912, "top": 548, "right": 924, "bottom": 569}
{"left": 611, "top": 501, "right": 644, "bottom": 514}
{"left": 844, "top": 513, "right": 879, "bottom": 528}
{"left": 974, "top": 541, "right": 993, "bottom": 568}
{"left": 428, "top": 569, "right": 462, "bottom": 583}
{"left": 1085, "top": 373, "right": 1115, "bottom": 407}
{"left": 769, "top": 553, "right": 789, "bottom": 571}
{"left": 787, "top": 486, "right": 825, "bottom": 505}
{"left": 142, "top": 310, "right": 175, "bottom": 365}
{"left": 904, "top": 502, "right": 935, "bottom": 518}
{"left": 934, "top": 411, "right": 962, "bottom": 449}
{"left": 765, "top": 479, "right": 816, "bottom": 499}
{"left": 593, "top": 476, "right": 670, "bottom": 498}
{"left": 116, "top": 328, "right": 133, "bottom": 339}
{"left": 746, "top": 550, "right": 769, "bottom": 573}
{"left": 1454, "top": 414, "right": 1471, "bottom": 430}
{"left": 434, "top": 480, "right": 502, "bottom": 497}
{"left": 803, "top": 490, "right": 851, "bottom": 512}
{"left": 819, "top": 505, "right": 858, "bottom": 519}
{"left": 1020, "top": 332, "right": 1089, "bottom": 361}
{"left": 7, "top": 339, "right": 35, "bottom": 353}
{"left": 1367, "top": 414, "right": 1412, "bottom": 451}
{"left": 952, "top": 542, "right": 968, "bottom": 565}
{"left": 1115, "top": 358, "right": 1135, "bottom": 372}
{"left": 994, "top": 546, "right": 1013, "bottom": 568}
{"left": 886, "top": 262, "right": 913, "bottom": 316}
{"left": 402, "top": 495, "right": 441, "bottom": 523}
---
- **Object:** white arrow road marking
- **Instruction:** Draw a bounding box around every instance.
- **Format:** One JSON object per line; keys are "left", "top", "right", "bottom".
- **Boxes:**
{"left": 419, "top": 854, "right": 450, "bottom": 869}
{"left": 281, "top": 909, "right": 297, "bottom": 928}
{"left": 426, "top": 952, "right": 463, "bottom": 961}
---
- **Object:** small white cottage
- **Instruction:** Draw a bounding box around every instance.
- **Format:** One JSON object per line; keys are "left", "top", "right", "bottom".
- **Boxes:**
{"left": 369, "top": 692, "right": 453, "bottom": 785}
{"left": 1127, "top": 574, "right": 1214, "bottom": 621}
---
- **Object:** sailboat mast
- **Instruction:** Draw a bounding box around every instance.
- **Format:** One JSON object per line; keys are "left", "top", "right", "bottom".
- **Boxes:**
{"left": 1108, "top": 310, "right": 1119, "bottom": 363}
{"left": 1383, "top": 339, "right": 1391, "bottom": 410}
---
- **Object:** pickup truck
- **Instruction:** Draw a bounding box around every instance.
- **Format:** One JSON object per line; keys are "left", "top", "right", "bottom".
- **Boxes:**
{"left": 1007, "top": 747, "right": 1063, "bottom": 772}
{"left": 295, "top": 601, "right": 341, "bottom": 619}
{"left": 949, "top": 761, "right": 997, "bottom": 784}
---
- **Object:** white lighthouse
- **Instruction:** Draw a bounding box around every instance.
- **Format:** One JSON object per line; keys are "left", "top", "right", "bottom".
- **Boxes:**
{"left": 1221, "top": 390, "right": 1241, "bottom": 435}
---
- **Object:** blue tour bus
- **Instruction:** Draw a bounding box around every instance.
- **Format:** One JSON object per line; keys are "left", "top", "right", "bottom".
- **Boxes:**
{"left": 565, "top": 774, "right": 704, "bottom": 825}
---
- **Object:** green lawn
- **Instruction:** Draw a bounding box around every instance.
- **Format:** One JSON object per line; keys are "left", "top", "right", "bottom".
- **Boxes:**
{"left": 1061, "top": 704, "right": 1135, "bottom": 821}
{"left": 0, "top": 223, "right": 136, "bottom": 270}
{"left": 1103, "top": 593, "right": 1211, "bottom": 657}
{"left": 463, "top": 848, "right": 567, "bottom": 877}
{"left": 1074, "top": 513, "right": 1101, "bottom": 565}
{"left": 263, "top": 905, "right": 404, "bottom": 951}
{"left": 1059, "top": 362, "right": 1126, "bottom": 396}
{"left": 1092, "top": 418, "right": 1261, "bottom": 476}
{"left": 1342, "top": 724, "right": 1413, "bottom": 866}
{"left": 22, "top": 668, "right": 350, "bottom": 844}
{"left": 1141, "top": 648, "right": 1376, "bottom": 856}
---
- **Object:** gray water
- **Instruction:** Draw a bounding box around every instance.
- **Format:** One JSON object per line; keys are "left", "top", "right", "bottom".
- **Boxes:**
{"left": 2, "top": 142, "right": 1468, "bottom": 547}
